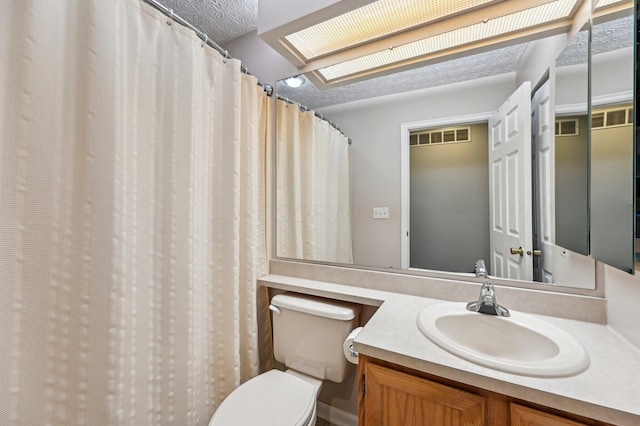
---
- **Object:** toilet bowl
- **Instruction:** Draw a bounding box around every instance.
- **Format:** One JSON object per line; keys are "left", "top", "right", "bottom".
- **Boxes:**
{"left": 209, "top": 369, "right": 322, "bottom": 426}
{"left": 208, "top": 293, "right": 360, "bottom": 426}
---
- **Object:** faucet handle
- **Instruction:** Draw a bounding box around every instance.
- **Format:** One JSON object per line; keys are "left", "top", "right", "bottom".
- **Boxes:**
{"left": 475, "top": 259, "right": 487, "bottom": 278}
{"left": 466, "top": 280, "right": 511, "bottom": 317}
{"left": 480, "top": 281, "right": 495, "bottom": 298}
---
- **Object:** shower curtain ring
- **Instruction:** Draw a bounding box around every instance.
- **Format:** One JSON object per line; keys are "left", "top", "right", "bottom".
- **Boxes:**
{"left": 167, "top": 8, "right": 174, "bottom": 25}
{"left": 223, "top": 50, "right": 229, "bottom": 63}
{"left": 202, "top": 34, "right": 208, "bottom": 47}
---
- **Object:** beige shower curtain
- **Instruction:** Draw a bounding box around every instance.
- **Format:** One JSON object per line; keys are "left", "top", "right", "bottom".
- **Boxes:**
{"left": 276, "top": 99, "right": 353, "bottom": 264}
{"left": 0, "top": 0, "right": 270, "bottom": 424}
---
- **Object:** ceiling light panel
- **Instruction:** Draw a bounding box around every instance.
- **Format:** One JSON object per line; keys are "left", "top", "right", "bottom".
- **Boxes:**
{"left": 285, "top": 0, "right": 497, "bottom": 60}
{"left": 594, "top": 0, "right": 629, "bottom": 9}
{"left": 318, "top": 0, "right": 577, "bottom": 81}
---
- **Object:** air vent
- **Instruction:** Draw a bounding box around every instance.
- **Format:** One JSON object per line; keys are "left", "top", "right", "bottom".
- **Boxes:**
{"left": 592, "top": 112, "right": 605, "bottom": 128}
{"left": 555, "top": 118, "right": 579, "bottom": 136}
{"left": 592, "top": 106, "right": 633, "bottom": 129}
{"left": 410, "top": 126, "right": 471, "bottom": 147}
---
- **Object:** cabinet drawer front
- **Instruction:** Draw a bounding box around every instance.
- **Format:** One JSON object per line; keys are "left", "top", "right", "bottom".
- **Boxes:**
{"left": 511, "top": 403, "right": 589, "bottom": 426}
{"left": 363, "top": 362, "right": 485, "bottom": 426}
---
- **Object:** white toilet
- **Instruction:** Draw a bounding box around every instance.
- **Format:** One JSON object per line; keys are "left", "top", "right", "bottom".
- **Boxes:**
{"left": 209, "top": 293, "right": 360, "bottom": 426}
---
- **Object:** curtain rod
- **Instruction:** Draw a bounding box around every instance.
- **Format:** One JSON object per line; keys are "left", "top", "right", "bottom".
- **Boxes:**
{"left": 141, "top": 0, "right": 348, "bottom": 143}
{"left": 141, "top": 0, "right": 273, "bottom": 96}
{"left": 276, "top": 95, "right": 353, "bottom": 145}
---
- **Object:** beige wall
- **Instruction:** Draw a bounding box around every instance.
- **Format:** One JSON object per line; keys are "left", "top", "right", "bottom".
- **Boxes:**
{"left": 603, "top": 263, "right": 640, "bottom": 348}
{"left": 592, "top": 47, "right": 634, "bottom": 100}
{"left": 517, "top": 33, "right": 568, "bottom": 87}
{"left": 222, "top": 30, "right": 297, "bottom": 84}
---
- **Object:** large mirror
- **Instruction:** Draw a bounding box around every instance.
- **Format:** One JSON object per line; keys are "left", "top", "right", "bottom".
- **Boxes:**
{"left": 275, "top": 4, "right": 634, "bottom": 289}
{"left": 590, "top": 6, "right": 636, "bottom": 273}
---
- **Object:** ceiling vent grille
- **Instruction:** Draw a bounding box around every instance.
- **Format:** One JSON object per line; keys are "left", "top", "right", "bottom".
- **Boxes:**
{"left": 555, "top": 118, "right": 579, "bottom": 136}
{"left": 592, "top": 106, "right": 633, "bottom": 129}
{"left": 410, "top": 126, "right": 471, "bottom": 147}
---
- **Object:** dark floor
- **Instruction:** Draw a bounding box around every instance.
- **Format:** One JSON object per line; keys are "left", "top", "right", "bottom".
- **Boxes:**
{"left": 316, "top": 418, "right": 337, "bottom": 426}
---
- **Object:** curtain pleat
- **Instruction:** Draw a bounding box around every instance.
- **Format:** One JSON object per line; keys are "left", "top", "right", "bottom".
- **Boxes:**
{"left": 0, "top": 0, "right": 270, "bottom": 425}
{"left": 276, "top": 100, "right": 354, "bottom": 264}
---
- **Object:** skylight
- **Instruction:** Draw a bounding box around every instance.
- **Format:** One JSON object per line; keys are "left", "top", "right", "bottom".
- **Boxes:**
{"left": 317, "top": 0, "right": 578, "bottom": 82}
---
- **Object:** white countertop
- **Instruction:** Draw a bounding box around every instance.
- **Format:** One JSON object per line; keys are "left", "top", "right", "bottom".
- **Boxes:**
{"left": 260, "top": 274, "right": 640, "bottom": 425}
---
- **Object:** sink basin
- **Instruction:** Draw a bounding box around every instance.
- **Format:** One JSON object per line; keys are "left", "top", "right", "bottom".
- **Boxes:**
{"left": 417, "top": 302, "right": 590, "bottom": 377}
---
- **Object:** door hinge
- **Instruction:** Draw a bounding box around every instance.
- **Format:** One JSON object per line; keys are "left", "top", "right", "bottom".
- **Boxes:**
{"left": 361, "top": 374, "right": 366, "bottom": 396}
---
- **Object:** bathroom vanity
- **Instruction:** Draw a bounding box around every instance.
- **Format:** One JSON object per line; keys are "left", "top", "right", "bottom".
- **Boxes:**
{"left": 260, "top": 262, "right": 640, "bottom": 426}
{"left": 359, "top": 356, "right": 612, "bottom": 425}
{"left": 353, "top": 294, "right": 640, "bottom": 426}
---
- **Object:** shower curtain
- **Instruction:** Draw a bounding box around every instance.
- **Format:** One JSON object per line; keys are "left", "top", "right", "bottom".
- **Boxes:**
{"left": 276, "top": 99, "right": 353, "bottom": 264}
{"left": 0, "top": 0, "right": 271, "bottom": 424}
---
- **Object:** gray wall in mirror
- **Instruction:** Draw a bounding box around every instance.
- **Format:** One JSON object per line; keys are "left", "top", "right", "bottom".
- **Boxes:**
{"left": 590, "top": 12, "right": 635, "bottom": 273}
{"left": 410, "top": 123, "right": 490, "bottom": 272}
{"left": 275, "top": 7, "right": 635, "bottom": 289}
{"left": 553, "top": 23, "right": 590, "bottom": 257}
{"left": 555, "top": 115, "right": 589, "bottom": 254}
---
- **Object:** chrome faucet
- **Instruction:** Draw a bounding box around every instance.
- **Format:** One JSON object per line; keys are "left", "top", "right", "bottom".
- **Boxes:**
{"left": 466, "top": 260, "right": 510, "bottom": 317}
{"left": 474, "top": 259, "right": 488, "bottom": 279}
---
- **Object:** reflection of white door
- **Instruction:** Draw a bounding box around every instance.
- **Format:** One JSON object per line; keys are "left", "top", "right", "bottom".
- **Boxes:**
{"left": 488, "top": 82, "right": 533, "bottom": 281}
{"left": 532, "top": 79, "right": 554, "bottom": 282}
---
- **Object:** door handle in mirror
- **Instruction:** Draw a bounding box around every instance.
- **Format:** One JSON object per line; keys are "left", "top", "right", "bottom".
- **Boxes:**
{"left": 510, "top": 247, "right": 542, "bottom": 257}
{"left": 510, "top": 247, "right": 524, "bottom": 256}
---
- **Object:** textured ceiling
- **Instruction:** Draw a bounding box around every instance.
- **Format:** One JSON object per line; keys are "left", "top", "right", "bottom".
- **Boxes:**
{"left": 556, "top": 15, "right": 633, "bottom": 66}
{"left": 591, "top": 14, "right": 634, "bottom": 55}
{"left": 276, "top": 43, "right": 529, "bottom": 110}
{"left": 160, "top": 0, "right": 258, "bottom": 45}
{"left": 158, "top": 1, "right": 632, "bottom": 110}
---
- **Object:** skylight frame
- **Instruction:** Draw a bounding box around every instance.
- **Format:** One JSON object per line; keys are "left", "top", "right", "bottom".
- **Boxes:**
{"left": 313, "top": 0, "right": 581, "bottom": 84}
{"left": 594, "top": 0, "right": 630, "bottom": 9}
{"left": 260, "top": 0, "right": 590, "bottom": 88}
{"left": 284, "top": 0, "right": 501, "bottom": 61}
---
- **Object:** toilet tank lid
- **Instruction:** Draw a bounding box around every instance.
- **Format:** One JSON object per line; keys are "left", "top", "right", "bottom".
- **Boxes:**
{"left": 271, "top": 293, "right": 360, "bottom": 321}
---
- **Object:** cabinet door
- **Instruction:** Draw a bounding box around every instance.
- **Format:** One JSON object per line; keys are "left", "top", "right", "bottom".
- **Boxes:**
{"left": 362, "top": 362, "right": 485, "bottom": 426}
{"left": 511, "top": 403, "right": 589, "bottom": 426}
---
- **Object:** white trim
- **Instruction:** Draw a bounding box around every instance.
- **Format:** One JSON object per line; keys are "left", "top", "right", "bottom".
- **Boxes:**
{"left": 317, "top": 401, "right": 358, "bottom": 426}
{"left": 402, "top": 111, "right": 495, "bottom": 131}
{"left": 400, "top": 111, "right": 494, "bottom": 270}
{"left": 555, "top": 102, "right": 588, "bottom": 116}
{"left": 401, "top": 125, "right": 410, "bottom": 269}
{"left": 592, "top": 90, "right": 633, "bottom": 108}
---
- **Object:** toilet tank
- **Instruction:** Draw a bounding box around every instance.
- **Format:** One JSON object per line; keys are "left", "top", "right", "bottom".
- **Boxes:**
{"left": 270, "top": 293, "right": 360, "bottom": 383}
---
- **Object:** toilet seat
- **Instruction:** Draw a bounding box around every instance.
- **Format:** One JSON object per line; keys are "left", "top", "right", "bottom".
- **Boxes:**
{"left": 209, "top": 369, "right": 317, "bottom": 426}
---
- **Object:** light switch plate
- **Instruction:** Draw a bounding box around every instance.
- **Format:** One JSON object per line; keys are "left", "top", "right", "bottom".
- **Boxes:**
{"left": 373, "top": 207, "right": 389, "bottom": 219}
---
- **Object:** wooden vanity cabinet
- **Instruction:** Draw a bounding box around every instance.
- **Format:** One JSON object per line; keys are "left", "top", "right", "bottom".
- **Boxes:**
{"left": 360, "top": 360, "right": 487, "bottom": 425}
{"left": 358, "top": 356, "right": 612, "bottom": 426}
